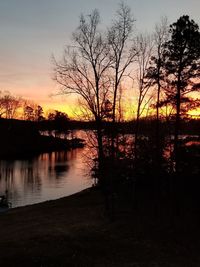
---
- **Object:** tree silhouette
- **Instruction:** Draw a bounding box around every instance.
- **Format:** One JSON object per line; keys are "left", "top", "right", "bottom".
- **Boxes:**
{"left": 134, "top": 34, "right": 154, "bottom": 160}
{"left": 23, "top": 104, "right": 44, "bottom": 121}
{"left": 0, "top": 91, "right": 22, "bottom": 119}
{"left": 54, "top": 9, "right": 112, "bottom": 161}
{"left": 146, "top": 17, "right": 169, "bottom": 151}
{"left": 34, "top": 105, "right": 44, "bottom": 121}
{"left": 163, "top": 15, "right": 200, "bottom": 171}
{"left": 24, "top": 105, "right": 34, "bottom": 121}
{"left": 108, "top": 2, "right": 136, "bottom": 123}
{"left": 47, "top": 110, "right": 69, "bottom": 138}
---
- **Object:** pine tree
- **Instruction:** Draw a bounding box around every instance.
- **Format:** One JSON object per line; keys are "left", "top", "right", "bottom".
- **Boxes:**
{"left": 163, "top": 15, "right": 200, "bottom": 171}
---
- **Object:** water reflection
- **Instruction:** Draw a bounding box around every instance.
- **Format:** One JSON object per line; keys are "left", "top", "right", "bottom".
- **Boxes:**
{"left": 1, "top": 129, "right": 198, "bottom": 209}
{"left": 0, "top": 145, "right": 92, "bottom": 208}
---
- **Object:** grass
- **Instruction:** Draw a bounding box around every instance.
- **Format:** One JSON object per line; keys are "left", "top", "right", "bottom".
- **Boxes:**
{"left": 0, "top": 187, "right": 199, "bottom": 266}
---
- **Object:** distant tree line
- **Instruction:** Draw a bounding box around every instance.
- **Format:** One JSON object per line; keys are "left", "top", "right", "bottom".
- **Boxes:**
{"left": 0, "top": 90, "right": 68, "bottom": 121}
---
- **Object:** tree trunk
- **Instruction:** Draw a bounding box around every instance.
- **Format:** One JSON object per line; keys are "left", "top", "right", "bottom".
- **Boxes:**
{"left": 174, "top": 86, "right": 181, "bottom": 173}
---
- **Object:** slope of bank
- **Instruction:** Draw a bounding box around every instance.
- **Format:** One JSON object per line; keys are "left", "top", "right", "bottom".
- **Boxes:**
{"left": 0, "top": 188, "right": 199, "bottom": 267}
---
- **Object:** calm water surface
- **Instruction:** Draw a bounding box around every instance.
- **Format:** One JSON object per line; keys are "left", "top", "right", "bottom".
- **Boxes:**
{"left": 1, "top": 130, "right": 199, "bottom": 208}
{"left": 0, "top": 131, "right": 93, "bottom": 208}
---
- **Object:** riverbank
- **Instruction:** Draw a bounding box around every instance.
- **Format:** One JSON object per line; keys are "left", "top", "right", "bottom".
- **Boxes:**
{"left": 0, "top": 118, "right": 85, "bottom": 158}
{"left": 0, "top": 188, "right": 199, "bottom": 267}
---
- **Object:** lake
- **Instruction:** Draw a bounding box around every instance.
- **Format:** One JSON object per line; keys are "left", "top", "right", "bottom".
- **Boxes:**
{"left": 1, "top": 129, "right": 199, "bottom": 209}
{"left": 0, "top": 130, "right": 93, "bottom": 208}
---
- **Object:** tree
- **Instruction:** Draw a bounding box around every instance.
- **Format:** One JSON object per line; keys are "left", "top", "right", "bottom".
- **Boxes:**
{"left": 145, "top": 18, "right": 169, "bottom": 194}
{"left": 23, "top": 103, "right": 44, "bottom": 121}
{"left": 147, "top": 17, "right": 169, "bottom": 140}
{"left": 0, "top": 91, "right": 6, "bottom": 118}
{"left": 24, "top": 105, "right": 34, "bottom": 121}
{"left": 34, "top": 105, "right": 44, "bottom": 121}
{"left": 46, "top": 110, "right": 69, "bottom": 137}
{"left": 54, "top": 9, "right": 112, "bottom": 160}
{"left": 108, "top": 2, "right": 136, "bottom": 123}
{"left": 150, "top": 17, "right": 169, "bottom": 121}
{"left": 163, "top": 15, "right": 200, "bottom": 171}
{"left": 51, "top": 110, "right": 69, "bottom": 138}
{"left": 0, "top": 91, "right": 22, "bottom": 119}
{"left": 134, "top": 34, "right": 154, "bottom": 159}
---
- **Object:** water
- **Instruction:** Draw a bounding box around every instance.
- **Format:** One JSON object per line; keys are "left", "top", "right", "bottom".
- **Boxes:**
{"left": 1, "top": 129, "right": 199, "bottom": 209}
{"left": 0, "top": 131, "right": 93, "bottom": 208}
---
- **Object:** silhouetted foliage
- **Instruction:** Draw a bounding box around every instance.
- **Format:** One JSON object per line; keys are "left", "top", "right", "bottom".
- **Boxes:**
{"left": 162, "top": 15, "right": 200, "bottom": 172}
{"left": 0, "top": 91, "right": 22, "bottom": 119}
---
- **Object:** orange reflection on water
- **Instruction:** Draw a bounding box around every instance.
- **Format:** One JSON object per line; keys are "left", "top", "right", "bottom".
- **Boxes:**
{"left": 0, "top": 136, "right": 93, "bottom": 208}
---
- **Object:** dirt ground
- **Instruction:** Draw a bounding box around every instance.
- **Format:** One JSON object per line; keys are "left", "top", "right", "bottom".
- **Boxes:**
{"left": 0, "top": 188, "right": 199, "bottom": 267}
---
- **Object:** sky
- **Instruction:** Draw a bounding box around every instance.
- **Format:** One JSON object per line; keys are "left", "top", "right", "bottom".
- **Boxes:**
{"left": 0, "top": 0, "right": 200, "bottom": 117}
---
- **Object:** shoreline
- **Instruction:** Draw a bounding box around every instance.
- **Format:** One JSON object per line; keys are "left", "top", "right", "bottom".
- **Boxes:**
{"left": 1, "top": 187, "right": 92, "bottom": 211}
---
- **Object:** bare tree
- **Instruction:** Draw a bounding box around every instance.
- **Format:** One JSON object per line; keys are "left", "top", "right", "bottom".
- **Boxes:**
{"left": 53, "top": 9, "right": 112, "bottom": 160}
{"left": 0, "top": 91, "right": 5, "bottom": 118}
{"left": 146, "top": 17, "right": 169, "bottom": 177}
{"left": 23, "top": 100, "right": 44, "bottom": 121}
{"left": 0, "top": 91, "right": 22, "bottom": 119}
{"left": 117, "top": 83, "right": 125, "bottom": 122}
{"left": 108, "top": 2, "right": 136, "bottom": 123}
{"left": 134, "top": 34, "right": 154, "bottom": 157}
{"left": 152, "top": 17, "right": 169, "bottom": 124}
{"left": 100, "top": 2, "right": 137, "bottom": 167}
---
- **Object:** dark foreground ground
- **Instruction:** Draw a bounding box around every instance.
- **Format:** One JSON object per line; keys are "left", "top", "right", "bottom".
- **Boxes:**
{"left": 0, "top": 188, "right": 200, "bottom": 267}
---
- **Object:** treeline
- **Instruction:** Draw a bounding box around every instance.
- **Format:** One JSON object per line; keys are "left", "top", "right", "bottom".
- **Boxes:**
{"left": 0, "top": 117, "right": 84, "bottom": 158}
{"left": 0, "top": 90, "right": 42, "bottom": 120}
{"left": 0, "top": 90, "right": 70, "bottom": 123}
{"left": 1, "top": 116, "right": 200, "bottom": 135}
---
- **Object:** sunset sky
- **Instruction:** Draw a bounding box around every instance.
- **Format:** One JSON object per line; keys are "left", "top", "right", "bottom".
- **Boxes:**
{"left": 0, "top": 0, "right": 200, "bottom": 117}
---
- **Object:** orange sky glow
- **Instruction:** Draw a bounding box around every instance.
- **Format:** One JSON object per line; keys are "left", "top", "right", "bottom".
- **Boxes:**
{"left": 1, "top": 0, "right": 200, "bottom": 120}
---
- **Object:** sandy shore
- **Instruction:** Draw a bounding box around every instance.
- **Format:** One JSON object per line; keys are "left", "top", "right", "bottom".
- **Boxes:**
{"left": 0, "top": 188, "right": 199, "bottom": 267}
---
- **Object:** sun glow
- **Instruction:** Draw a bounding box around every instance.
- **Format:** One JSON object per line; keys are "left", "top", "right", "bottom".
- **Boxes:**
{"left": 188, "top": 108, "right": 200, "bottom": 118}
